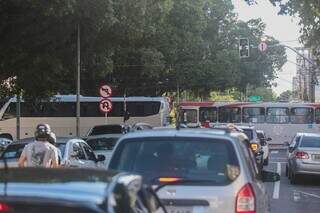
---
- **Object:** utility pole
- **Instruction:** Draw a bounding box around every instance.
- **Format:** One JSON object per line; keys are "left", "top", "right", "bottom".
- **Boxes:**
{"left": 76, "top": 23, "right": 81, "bottom": 137}
{"left": 16, "top": 93, "right": 21, "bottom": 141}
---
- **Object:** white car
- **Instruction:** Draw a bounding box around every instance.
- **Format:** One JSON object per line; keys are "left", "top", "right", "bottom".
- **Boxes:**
{"left": 86, "top": 134, "right": 122, "bottom": 167}
{"left": 257, "top": 130, "right": 271, "bottom": 165}
{"left": 0, "top": 137, "right": 105, "bottom": 168}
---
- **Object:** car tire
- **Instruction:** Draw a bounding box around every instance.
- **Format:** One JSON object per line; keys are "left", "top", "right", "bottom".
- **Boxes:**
{"left": 263, "top": 157, "right": 269, "bottom": 166}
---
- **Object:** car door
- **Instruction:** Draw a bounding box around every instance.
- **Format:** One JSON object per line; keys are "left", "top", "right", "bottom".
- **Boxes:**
{"left": 68, "top": 141, "right": 87, "bottom": 168}
{"left": 80, "top": 142, "right": 99, "bottom": 168}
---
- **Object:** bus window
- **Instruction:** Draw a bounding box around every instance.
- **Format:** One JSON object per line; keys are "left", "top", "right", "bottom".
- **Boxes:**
{"left": 2, "top": 102, "right": 16, "bottom": 120}
{"left": 21, "top": 102, "right": 76, "bottom": 117}
{"left": 315, "top": 109, "right": 320, "bottom": 124}
{"left": 199, "top": 107, "right": 217, "bottom": 123}
{"left": 290, "top": 108, "right": 313, "bottom": 124}
{"left": 180, "top": 109, "right": 197, "bottom": 123}
{"left": 242, "top": 107, "right": 265, "bottom": 123}
{"left": 266, "top": 108, "right": 289, "bottom": 124}
{"left": 218, "top": 107, "right": 241, "bottom": 123}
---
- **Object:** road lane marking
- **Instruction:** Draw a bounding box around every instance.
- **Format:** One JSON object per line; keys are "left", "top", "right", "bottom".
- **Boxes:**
{"left": 272, "top": 162, "right": 281, "bottom": 199}
{"left": 269, "top": 161, "right": 286, "bottom": 164}
{"left": 271, "top": 151, "right": 279, "bottom": 154}
{"left": 294, "top": 190, "right": 320, "bottom": 199}
{"left": 293, "top": 191, "right": 301, "bottom": 202}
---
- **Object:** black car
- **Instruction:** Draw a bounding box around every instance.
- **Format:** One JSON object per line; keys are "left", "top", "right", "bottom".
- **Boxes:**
{"left": 0, "top": 168, "right": 165, "bottom": 213}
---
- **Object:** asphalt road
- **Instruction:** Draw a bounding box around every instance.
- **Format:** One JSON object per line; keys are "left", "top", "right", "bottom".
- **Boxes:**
{"left": 265, "top": 149, "right": 320, "bottom": 213}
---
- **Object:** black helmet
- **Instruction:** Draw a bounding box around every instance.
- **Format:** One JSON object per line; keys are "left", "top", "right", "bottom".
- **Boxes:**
{"left": 35, "top": 123, "right": 51, "bottom": 140}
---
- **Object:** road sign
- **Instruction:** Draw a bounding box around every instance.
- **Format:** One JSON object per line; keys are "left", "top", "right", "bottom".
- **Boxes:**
{"left": 99, "top": 85, "right": 112, "bottom": 98}
{"left": 258, "top": 42, "right": 268, "bottom": 52}
{"left": 248, "top": 96, "right": 262, "bottom": 102}
{"left": 99, "top": 98, "right": 113, "bottom": 113}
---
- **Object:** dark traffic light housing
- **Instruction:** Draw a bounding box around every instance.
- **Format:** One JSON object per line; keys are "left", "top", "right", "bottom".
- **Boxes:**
{"left": 239, "top": 38, "right": 250, "bottom": 58}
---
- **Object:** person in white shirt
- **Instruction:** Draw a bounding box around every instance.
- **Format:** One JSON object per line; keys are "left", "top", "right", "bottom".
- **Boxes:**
{"left": 18, "top": 124, "right": 59, "bottom": 168}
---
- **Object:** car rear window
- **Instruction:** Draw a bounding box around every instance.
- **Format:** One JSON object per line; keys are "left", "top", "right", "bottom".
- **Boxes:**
{"left": 300, "top": 136, "right": 320, "bottom": 148}
{"left": 89, "top": 125, "right": 123, "bottom": 136}
{"left": 109, "top": 137, "right": 239, "bottom": 185}
{"left": 242, "top": 129, "right": 253, "bottom": 140}
{"left": 0, "top": 144, "right": 26, "bottom": 159}
{"left": 86, "top": 137, "right": 119, "bottom": 151}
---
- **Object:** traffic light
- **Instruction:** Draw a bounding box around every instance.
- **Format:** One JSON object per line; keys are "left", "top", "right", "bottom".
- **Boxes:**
{"left": 239, "top": 38, "right": 250, "bottom": 58}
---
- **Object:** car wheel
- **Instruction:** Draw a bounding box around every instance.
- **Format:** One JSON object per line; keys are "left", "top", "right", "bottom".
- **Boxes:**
{"left": 263, "top": 157, "right": 269, "bottom": 166}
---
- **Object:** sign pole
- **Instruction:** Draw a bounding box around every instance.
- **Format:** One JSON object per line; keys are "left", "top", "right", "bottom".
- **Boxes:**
{"left": 105, "top": 112, "right": 108, "bottom": 124}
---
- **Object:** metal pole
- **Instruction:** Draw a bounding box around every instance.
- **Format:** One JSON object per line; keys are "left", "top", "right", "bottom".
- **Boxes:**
{"left": 16, "top": 94, "right": 21, "bottom": 141}
{"left": 76, "top": 23, "right": 81, "bottom": 137}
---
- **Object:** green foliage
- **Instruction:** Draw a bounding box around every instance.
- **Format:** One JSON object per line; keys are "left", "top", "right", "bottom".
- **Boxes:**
{"left": 0, "top": 0, "right": 286, "bottom": 100}
{"left": 247, "top": 86, "right": 277, "bottom": 102}
{"left": 277, "top": 90, "right": 292, "bottom": 102}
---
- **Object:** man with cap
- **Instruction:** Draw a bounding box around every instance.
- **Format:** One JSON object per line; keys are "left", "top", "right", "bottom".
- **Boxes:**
{"left": 18, "top": 123, "right": 59, "bottom": 168}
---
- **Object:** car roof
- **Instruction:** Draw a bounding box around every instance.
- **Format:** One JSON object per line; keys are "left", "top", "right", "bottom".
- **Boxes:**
{"left": 298, "top": 133, "right": 320, "bottom": 137}
{"left": 119, "top": 128, "right": 236, "bottom": 141}
{"left": 86, "top": 134, "right": 123, "bottom": 140}
{"left": 0, "top": 168, "right": 127, "bottom": 204}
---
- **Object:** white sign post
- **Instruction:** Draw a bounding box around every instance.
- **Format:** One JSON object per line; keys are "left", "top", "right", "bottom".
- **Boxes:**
{"left": 99, "top": 84, "right": 113, "bottom": 124}
{"left": 99, "top": 98, "right": 113, "bottom": 124}
{"left": 258, "top": 42, "right": 268, "bottom": 52}
{"left": 99, "top": 85, "right": 112, "bottom": 98}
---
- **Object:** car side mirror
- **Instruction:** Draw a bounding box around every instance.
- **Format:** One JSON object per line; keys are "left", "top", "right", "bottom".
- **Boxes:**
{"left": 288, "top": 146, "right": 294, "bottom": 153}
{"left": 261, "top": 170, "right": 280, "bottom": 182}
{"left": 284, "top": 141, "right": 290, "bottom": 146}
{"left": 96, "top": 154, "right": 106, "bottom": 162}
{"left": 140, "top": 185, "right": 165, "bottom": 213}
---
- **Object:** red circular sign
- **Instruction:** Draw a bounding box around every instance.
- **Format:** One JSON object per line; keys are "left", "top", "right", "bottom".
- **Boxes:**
{"left": 99, "top": 99, "right": 113, "bottom": 113}
{"left": 258, "top": 42, "right": 268, "bottom": 52}
{"left": 99, "top": 85, "right": 112, "bottom": 98}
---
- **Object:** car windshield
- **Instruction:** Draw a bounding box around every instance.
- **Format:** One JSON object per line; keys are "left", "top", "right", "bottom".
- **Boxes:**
{"left": 109, "top": 137, "right": 239, "bottom": 185}
{"left": 89, "top": 125, "right": 123, "bottom": 136}
{"left": 86, "top": 137, "right": 120, "bottom": 151}
{"left": 300, "top": 136, "right": 320, "bottom": 148}
{"left": 242, "top": 129, "right": 253, "bottom": 140}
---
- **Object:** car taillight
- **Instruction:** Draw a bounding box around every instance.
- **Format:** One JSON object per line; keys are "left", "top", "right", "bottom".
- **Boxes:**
{"left": 236, "top": 183, "right": 255, "bottom": 213}
{"left": 0, "top": 202, "right": 10, "bottom": 212}
{"left": 250, "top": 143, "right": 259, "bottom": 153}
{"left": 295, "top": 151, "right": 309, "bottom": 159}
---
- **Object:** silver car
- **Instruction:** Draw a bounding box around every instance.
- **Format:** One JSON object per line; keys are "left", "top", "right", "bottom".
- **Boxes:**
{"left": 108, "top": 129, "right": 279, "bottom": 213}
{"left": 0, "top": 137, "right": 105, "bottom": 168}
{"left": 86, "top": 133, "right": 122, "bottom": 166}
{"left": 287, "top": 133, "right": 320, "bottom": 184}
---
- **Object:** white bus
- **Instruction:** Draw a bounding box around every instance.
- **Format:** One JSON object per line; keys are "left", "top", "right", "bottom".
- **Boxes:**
{"left": 179, "top": 101, "right": 320, "bottom": 145}
{"left": 0, "top": 95, "right": 170, "bottom": 140}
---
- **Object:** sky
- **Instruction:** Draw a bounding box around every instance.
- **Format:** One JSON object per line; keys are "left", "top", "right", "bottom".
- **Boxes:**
{"left": 232, "top": 0, "right": 302, "bottom": 95}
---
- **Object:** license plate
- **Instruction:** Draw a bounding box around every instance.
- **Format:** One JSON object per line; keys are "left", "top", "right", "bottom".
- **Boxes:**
{"left": 166, "top": 206, "right": 193, "bottom": 213}
{"left": 313, "top": 154, "right": 320, "bottom": 160}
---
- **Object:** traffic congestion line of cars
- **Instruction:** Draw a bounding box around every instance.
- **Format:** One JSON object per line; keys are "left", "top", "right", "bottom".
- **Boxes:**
{"left": 0, "top": 122, "right": 278, "bottom": 213}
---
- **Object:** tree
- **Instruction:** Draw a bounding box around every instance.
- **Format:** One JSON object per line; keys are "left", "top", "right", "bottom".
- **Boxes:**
{"left": 247, "top": 86, "right": 277, "bottom": 101}
{"left": 277, "top": 90, "right": 292, "bottom": 101}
